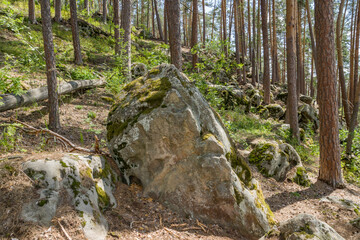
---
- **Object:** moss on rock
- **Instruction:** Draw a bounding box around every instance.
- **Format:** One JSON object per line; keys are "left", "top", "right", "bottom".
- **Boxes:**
{"left": 293, "top": 167, "right": 311, "bottom": 187}
{"left": 226, "top": 147, "right": 252, "bottom": 185}
{"left": 95, "top": 183, "right": 110, "bottom": 210}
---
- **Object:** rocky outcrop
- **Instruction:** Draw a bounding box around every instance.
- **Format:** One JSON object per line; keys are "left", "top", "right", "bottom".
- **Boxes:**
{"left": 207, "top": 84, "right": 250, "bottom": 110}
{"left": 107, "top": 64, "right": 274, "bottom": 239}
{"left": 258, "top": 104, "right": 285, "bottom": 120}
{"left": 249, "top": 141, "right": 310, "bottom": 186}
{"left": 279, "top": 214, "right": 345, "bottom": 240}
{"left": 21, "top": 154, "right": 117, "bottom": 240}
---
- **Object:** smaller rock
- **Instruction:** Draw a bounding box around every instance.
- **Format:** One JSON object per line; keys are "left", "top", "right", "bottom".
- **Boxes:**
{"left": 251, "top": 93, "right": 262, "bottom": 107}
{"left": 292, "top": 166, "right": 311, "bottom": 187}
{"left": 279, "top": 214, "right": 345, "bottom": 240}
{"left": 300, "top": 95, "right": 314, "bottom": 105}
{"left": 131, "top": 63, "right": 148, "bottom": 79}
{"left": 266, "top": 104, "right": 285, "bottom": 119}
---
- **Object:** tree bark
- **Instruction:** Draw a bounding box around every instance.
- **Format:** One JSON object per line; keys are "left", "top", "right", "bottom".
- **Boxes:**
{"left": 286, "top": 0, "right": 299, "bottom": 141}
{"left": 84, "top": 0, "right": 89, "bottom": 16}
{"left": 272, "top": 0, "right": 278, "bottom": 84}
{"left": 336, "top": 0, "right": 351, "bottom": 128}
{"left": 234, "top": 0, "right": 242, "bottom": 84}
{"left": 114, "top": 0, "right": 120, "bottom": 55}
{"left": 305, "top": 0, "right": 318, "bottom": 88}
{"left": 261, "top": 0, "right": 270, "bottom": 104}
{"left": 29, "top": 0, "right": 36, "bottom": 24}
{"left": 251, "top": 0, "right": 257, "bottom": 85}
{"left": 315, "top": 0, "right": 343, "bottom": 188}
{"left": 164, "top": 0, "right": 168, "bottom": 44}
{"left": 55, "top": 0, "right": 62, "bottom": 22}
{"left": 103, "top": 0, "right": 107, "bottom": 23}
{"left": 166, "top": 0, "right": 182, "bottom": 70}
{"left": 70, "top": 0, "right": 83, "bottom": 65}
{"left": 153, "top": 0, "right": 163, "bottom": 40}
{"left": 0, "top": 80, "right": 105, "bottom": 112}
{"left": 202, "top": 0, "right": 206, "bottom": 44}
{"left": 121, "top": 0, "right": 132, "bottom": 79}
{"left": 211, "top": 0, "right": 216, "bottom": 40}
{"left": 191, "top": 0, "right": 198, "bottom": 68}
{"left": 40, "top": 0, "right": 60, "bottom": 131}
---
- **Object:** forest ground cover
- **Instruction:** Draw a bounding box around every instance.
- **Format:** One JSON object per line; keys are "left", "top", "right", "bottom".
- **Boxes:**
{"left": 1, "top": 2, "right": 360, "bottom": 239}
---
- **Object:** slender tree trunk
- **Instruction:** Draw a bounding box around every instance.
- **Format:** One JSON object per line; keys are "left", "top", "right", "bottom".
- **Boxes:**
{"left": 353, "top": 1, "right": 360, "bottom": 106}
{"left": 70, "top": 0, "right": 83, "bottom": 65}
{"left": 40, "top": 0, "right": 60, "bottom": 131}
{"left": 166, "top": 0, "right": 182, "bottom": 70}
{"left": 153, "top": 0, "right": 163, "bottom": 40}
{"left": 286, "top": 0, "right": 299, "bottom": 141}
{"left": 305, "top": 0, "right": 318, "bottom": 86}
{"left": 251, "top": 0, "right": 257, "bottom": 85}
{"left": 349, "top": 0, "right": 357, "bottom": 108}
{"left": 315, "top": 0, "right": 343, "bottom": 188}
{"left": 272, "top": 0, "right": 278, "bottom": 84}
{"left": 147, "top": 0, "right": 150, "bottom": 31}
{"left": 84, "top": 0, "right": 89, "bottom": 15}
{"left": 121, "top": 0, "right": 132, "bottom": 79}
{"left": 211, "top": 0, "right": 216, "bottom": 40}
{"left": 202, "top": 0, "right": 206, "bottom": 44}
{"left": 228, "top": 3, "right": 234, "bottom": 43}
{"left": 310, "top": 55, "right": 314, "bottom": 97}
{"left": 257, "top": 1, "right": 261, "bottom": 85}
{"left": 55, "top": 0, "right": 62, "bottom": 22}
{"left": 261, "top": 0, "right": 270, "bottom": 104}
{"left": 183, "top": 3, "right": 187, "bottom": 46}
{"left": 114, "top": 0, "right": 120, "bottom": 54}
{"left": 191, "top": 0, "right": 198, "bottom": 68}
{"left": 29, "top": 0, "right": 36, "bottom": 24}
{"left": 234, "top": 0, "right": 242, "bottom": 84}
{"left": 240, "top": 0, "right": 246, "bottom": 82}
{"left": 103, "top": 0, "right": 107, "bottom": 23}
{"left": 222, "top": 0, "right": 227, "bottom": 55}
{"left": 152, "top": 0, "right": 155, "bottom": 37}
{"left": 164, "top": 0, "right": 168, "bottom": 44}
{"left": 336, "top": 0, "right": 351, "bottom": 128}
{"left": 248, "top": 0, "right": 252, "bottom": 63}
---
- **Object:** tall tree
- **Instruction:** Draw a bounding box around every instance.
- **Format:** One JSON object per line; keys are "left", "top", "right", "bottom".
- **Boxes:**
{"left": 251, "top": 0, "right": 257, "bottom": 85}
{"left": 29, "top": 0, "right": 36, "bottom": 24}
{"left": 121, "top": 0, "right": 132, "bottom": 78}
{"left": 40, "top": 0, "right": 60, "bottom": 131}
{"left": 164, "top": 0, "right": 168, "bottom": 44}
{"left": 260, "top": 0, "right": 270, "bottom": 104}
{"left": 286, "top": 0, "right": 300, "bottom": 141}
{"left": 202, "top": 0, "right": 206, "bottom": 44}
{"left": 84, "top": 0, "right": 89, "bottom": 15}
{"left": 153, "top": 0, "right": 163, "bottom": 40}
{"left": 336, "top": 0, "right": 351, "bottom": 128}
{"left": 103, "top": 0, "right": 107, "bottom": 23}
{"left": 55, "top": 0, "right": 62, "bottom": 22}
{"left": 166, "top": 0, "right": 182, "bottom": 69}
{"left": 272, "top": 0, "right": 279, "bottom": 84}
{"left": 315, "top": 0, "right": 343, "bottom": 187}
{"left": 234, "top": 0, "right": 242, "bottom": 84}
{"left": 114, "top": 0, "right": 120, "bottom": 55}
{"left": 70, "top": 0, "right": 83, "bottom": 65}
{"left": 191, "top": 0, "right": 199, "bottom": 68}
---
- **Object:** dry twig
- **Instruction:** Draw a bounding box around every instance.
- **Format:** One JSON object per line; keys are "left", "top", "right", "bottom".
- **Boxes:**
{"left": 58, "top": 220, "right": 72, "bottom": 240}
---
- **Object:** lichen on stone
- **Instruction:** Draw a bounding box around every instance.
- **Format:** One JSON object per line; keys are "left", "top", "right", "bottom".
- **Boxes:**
{"left": 226, "top": 147, "right": 252, "bottom": 185}
{"left": 95, "top": 183, "right": 110, "bottom": 210}
{"left": 293, "top": 166, "right": 311, "bottom": 187}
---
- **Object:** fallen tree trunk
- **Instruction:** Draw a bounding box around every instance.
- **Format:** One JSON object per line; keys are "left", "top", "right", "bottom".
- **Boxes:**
{"left": 0, "top": 79, "right": 105, "bottom": 112}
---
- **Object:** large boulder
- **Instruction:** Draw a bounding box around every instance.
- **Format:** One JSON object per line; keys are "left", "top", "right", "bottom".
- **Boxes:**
{"left": 279, "top": 214, "right": 345, "bottom": 240}
{"left": 249, "top": 141, "right": 310, "bottom": 186}
{"left": 107, "top": 64, "right": 274, "bottom": 239}
{"left": 21, "top": 154, "right": 117, "bottom": 240}
{"left": 298, "top": 103, "right": 319, "bottom": 130}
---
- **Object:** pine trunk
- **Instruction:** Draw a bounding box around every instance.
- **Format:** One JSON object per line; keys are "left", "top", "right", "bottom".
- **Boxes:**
{"left": 191, "top": 0, "right": 198, "bottom": 68}
{"left": 114, "top": 0, "right": 120, "bottom": 54}
{"left": 166, "top": 0, "right": 182, "bottom": 70}
{"left": 55, "top": 0, "right": 62, "bottom": 22}
{"left": 261, "top": 0, "right": 270, "bottom": 104}
{"left": 70, "top": 0, "right": 83, "bottom": 65}
{"left": 153, "top": 0, "right": 163, "bottom": 40}
{"left": 121, "top": 0, "right": 132, "bottom": 78}
{"left": 29, "top": 0, "right": 36, "bottom": 24}
{"left": 315, "top": 0, "right": 343, "bottom": 188}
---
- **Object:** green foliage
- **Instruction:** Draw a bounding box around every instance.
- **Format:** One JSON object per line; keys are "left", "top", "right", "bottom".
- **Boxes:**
{"left": 194, "top": 78, "right": 225, "bottom": 108}
{"left": 87, "top": 111, "right": 96, "bottom": 119}
{"left": 0, "top": 63, "right": 26, "bottom": 95}
{"left": 0, "top": 123, "right": 22, "bottom": 152}
{"left": 69, "top": 66, "right": 96, "bottom": 80}
{"left": 340, "top": 128, "right": 360, "bottom": 186}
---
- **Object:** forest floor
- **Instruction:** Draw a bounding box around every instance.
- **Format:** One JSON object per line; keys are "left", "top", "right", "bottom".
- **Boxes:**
{"left": 1, "top": 88, "right": 360, "bottom": 240}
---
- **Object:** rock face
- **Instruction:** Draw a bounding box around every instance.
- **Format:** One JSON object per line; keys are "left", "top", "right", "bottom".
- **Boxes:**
{"left": 107, "top": 64, "right": 274, "bottom": 239}
{"left": 249, "top": 141, "right": 310, "bottom": 186}
{"left": 279, "top": 214, "right": 345, "bottom": 240}
{"left": 21, "top": 154, "right": 117, "bottom": 240}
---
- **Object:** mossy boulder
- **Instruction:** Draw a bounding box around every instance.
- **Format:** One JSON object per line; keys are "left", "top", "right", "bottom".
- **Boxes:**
{"left": 300, "top": 95, "right": 314, "bottom": 105}
{"left": 298, "top": 103, "right": 319, "bottom": 130}
{"left": 279, "top": 214, "right": 345, "bottom": 240}
{"left": 249, "top": 141, "right": 309, "bottom": 183}
{"left": 21, "top": 154, "right": 117, "bottom": 240}
{"left": 107, "top": 64, "right": 274, "bottom": 239}
{"left": 207, "top": 84, "right": 250, "bottom": 111}
{"left": 131, "top": 62, "right": 148, "bottom": 79}
{"left": 266, "top": 104, "right": 285, "bottom": 119}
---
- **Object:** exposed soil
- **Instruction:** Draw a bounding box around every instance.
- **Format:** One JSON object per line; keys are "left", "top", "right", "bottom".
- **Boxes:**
{"left": 1, "top": 88, "right": 360, "bottom": 240}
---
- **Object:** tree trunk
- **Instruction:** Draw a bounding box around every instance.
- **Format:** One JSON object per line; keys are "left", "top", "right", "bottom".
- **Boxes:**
{"left": 70, "top": 0, "right": 83, "bottom": 65}
{"left": 153, "top": 0, "right": 163, "bottom": 40}
{"left": 261, "top": 0, "right": 270, "bottom": 104}
{"left": 152, "top": 0, "right": 155, "bottom": 37}
{"left": 211, "top": 0, "right": 216, "bottom": 40}
{"left": 305, "top": 0, "right": 318, "bottom": 87}
{"left": 202, "top": 0, "right": 206, "bottom": 44}
{"left": 29, "top": 0, "right": 36, "bottom": 24}
{"left": 272, "top": 0, "right": 278, "bottom": 84}
{"left": 114, "top": 0, "right": 120, "bottom": 55}
{"left": 103, "top": 0, "right": 107, "bottom": 23}
{"left": 84, "top": 0, "right": 89, "bottom": 16}
{"left": 234, "top": 0, "right": 242, "bottom": 84}
{"left": 55, "top": 0, "right": 62, "bottom": 22}
{"left": 164, "top": 0, "right": 168, "bottom": 44}
{"left": 349, "top": 0, "right": 357, "bottom": 109}
{"left": 353, "top": 1, "right": 360, "bottom": 107}
{"left": 0, "top": 80, "right": 105, "bottom": 112}
{"left": 40, "top": 0, "right": 60, "bottom": 131}
{"left": 191, "top": 0, "right": 198, "bottom": 68}
{"left": 286, "top": 0, "right": 299, "bottom": 141}
{"left": 336, "top": 0, "right": 351, "bottom": 128}
{"left": 315, "top": 0, "right": 343, "bottom": 188}
{"left": 310, "top": 55, "right": 314, "bottom": 97}
{"left": 251, "top": 0, "right": 257, "bottom": 85}
{"left": 121, "top": 0, "right": 132, "bottom": 79}
{"left": 166, "top": 0, "right": 182, "bottom": 70}
{"left": 221, "top": 0, "right": 227, "bottom": 55}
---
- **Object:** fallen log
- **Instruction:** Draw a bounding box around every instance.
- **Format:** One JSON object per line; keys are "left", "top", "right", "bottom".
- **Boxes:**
{"left": 0, "top": 79, "right": 105, "bottom": 112}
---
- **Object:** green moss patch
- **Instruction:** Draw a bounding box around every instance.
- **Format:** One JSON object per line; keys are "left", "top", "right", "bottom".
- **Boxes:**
{"left": 226, "top": 147, "right": 252, "bottom": 185}
{"left": 293, "top": 167, "right": 311, "bottom": 187}
{"left": 95, "top": 183, "right": 110, "bottom": 210}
